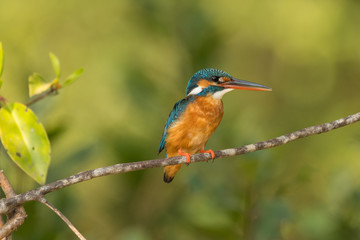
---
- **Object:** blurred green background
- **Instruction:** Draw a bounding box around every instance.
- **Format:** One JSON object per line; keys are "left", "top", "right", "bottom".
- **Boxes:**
{"left": 1, "top": 0, "right": 360, "bottom": 239}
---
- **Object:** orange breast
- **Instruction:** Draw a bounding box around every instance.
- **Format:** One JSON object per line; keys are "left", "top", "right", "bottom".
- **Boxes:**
{"left": 165, "top": 96, "right": 224, "bottom": 157}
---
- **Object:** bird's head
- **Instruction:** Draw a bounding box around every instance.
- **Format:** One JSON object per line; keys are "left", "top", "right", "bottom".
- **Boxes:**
{"left": 185, "top": 68, "right": 271, "bottom": 99}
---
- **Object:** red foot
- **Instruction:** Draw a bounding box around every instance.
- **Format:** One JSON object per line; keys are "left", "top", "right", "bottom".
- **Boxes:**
{"left": 200, "top": 149, "right": 215, "bottom": 162}
{"left": 178, "top": 148, "right": 191, "bottom": 164}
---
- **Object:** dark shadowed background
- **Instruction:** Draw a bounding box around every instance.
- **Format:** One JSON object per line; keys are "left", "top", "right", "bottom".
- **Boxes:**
{"left": 1, "top": 0, "right": 360, "bottom": 239}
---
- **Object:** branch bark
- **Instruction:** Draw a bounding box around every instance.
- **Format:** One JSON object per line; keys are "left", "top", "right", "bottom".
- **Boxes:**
{"left": 39, "top": 198, "right": 86, "bottom": 240}
{"left": 0, "top": 171, "right": 27, "bottom": 240}
{"left": 0, "top": 111, "right": 359, "bottom": 216}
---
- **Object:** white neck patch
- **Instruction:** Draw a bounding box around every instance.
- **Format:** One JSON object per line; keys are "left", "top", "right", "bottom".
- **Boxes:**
{"left": 212, "top": 88, "right": 233, "bottom": 99}
{"left": 187, "top": 86, "right": 203, "bottom": 96}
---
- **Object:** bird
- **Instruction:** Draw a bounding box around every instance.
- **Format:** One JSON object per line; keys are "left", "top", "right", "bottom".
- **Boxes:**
{"left": 158, "top": 68, "right": 271, "bottom": 183}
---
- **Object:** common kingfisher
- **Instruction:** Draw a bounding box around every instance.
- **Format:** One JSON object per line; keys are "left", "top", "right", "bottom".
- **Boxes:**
{"left": 158, "top": 68, "right": 271, "bottom": 183}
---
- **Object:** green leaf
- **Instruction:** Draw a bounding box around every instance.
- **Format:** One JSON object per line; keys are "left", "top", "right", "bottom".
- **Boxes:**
{"left": 28, "top": 73, "right": 57, "bottom": 97}
{"left": 0, "top": 103, "right": 51, "bottom": 184}
{"left": 49, "top": 52, "right": 60, "bottom": 78}
{"left": 63, "top": 68, "right": 84, "bottom": 87}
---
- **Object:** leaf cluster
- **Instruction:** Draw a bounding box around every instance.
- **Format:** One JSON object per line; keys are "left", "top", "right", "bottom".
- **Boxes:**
{"left": 0, "top": 43, "right": 83, "bottom": 184}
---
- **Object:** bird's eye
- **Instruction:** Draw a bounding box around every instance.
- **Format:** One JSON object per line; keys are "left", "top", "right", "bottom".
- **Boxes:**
{"left": 211, "top": 76, "right": 219, "bottom": 82}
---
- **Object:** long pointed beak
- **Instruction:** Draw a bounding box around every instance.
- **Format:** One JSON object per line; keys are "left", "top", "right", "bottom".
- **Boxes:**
{"left": 220, "top": 78, "right": 272, "bottom": 91}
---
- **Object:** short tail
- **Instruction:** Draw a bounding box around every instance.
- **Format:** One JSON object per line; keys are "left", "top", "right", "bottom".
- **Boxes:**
{"left": 163, "top": 164, "right": 182, "bottom": 183}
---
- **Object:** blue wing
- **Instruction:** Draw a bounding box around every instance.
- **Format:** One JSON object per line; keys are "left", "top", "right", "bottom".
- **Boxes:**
{"left": 158, "top": 96, "right": 194, "bottom": 154}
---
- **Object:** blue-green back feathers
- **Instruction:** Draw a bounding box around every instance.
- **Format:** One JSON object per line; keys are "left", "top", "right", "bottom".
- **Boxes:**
{"left": 158, "top": 96, "right": 195, "bottom": 153}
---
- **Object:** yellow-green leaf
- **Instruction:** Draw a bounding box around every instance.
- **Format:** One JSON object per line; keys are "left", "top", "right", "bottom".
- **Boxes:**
{"left": 63, "top": 68, "right": 84, "bottom": 87}
{"left": 0, "top": 103, "right": 51, "bottom": 184}
{"left": 49, "top": 52, "right": 60, "bottom": 78}
{"left": 28, "top": 73, "right": 57, "bottom": 97}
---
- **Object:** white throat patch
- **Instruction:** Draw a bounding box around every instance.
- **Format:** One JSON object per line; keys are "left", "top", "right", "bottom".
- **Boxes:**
{"left": 187, "top": 86, "right": 203, "bottom": 96}
{"left": 212, "top": 88, "right": 233, "bottom": 99}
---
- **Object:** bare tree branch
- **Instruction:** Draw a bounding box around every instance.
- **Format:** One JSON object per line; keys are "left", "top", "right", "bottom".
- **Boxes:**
{"left": 39, "top": 198, "right": 86, "bottom": 240}
{"left": 0, "top": 171, "right": 27, "bottom": 239}
{"left": 0, "top": 111, "right": 359, "bottom": 217}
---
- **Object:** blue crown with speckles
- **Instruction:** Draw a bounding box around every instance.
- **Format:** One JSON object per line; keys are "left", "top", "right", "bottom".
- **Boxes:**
{"left": 185, "top": 69, "right": 232, "bottom": 95}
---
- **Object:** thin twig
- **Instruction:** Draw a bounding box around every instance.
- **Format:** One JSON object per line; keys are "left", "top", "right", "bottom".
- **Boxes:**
{"left": 25, "top": 85, "right": 58, "bottom": 107}
{"left": 0, "top": 81, "right": 59, "bottom": 108}
{"left": 0, "top": 171, "right": 27, "bottom": 239}
{"left": 0, "top": 111, "right": 359, "bottom": 215}
{"left": 39, "top": 198, "right": 86, "bottom": 240}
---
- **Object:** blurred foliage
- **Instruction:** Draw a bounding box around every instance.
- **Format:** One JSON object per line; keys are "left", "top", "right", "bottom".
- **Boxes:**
{"left": 0, "top": 0, "right": 360, "bottom": 239}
